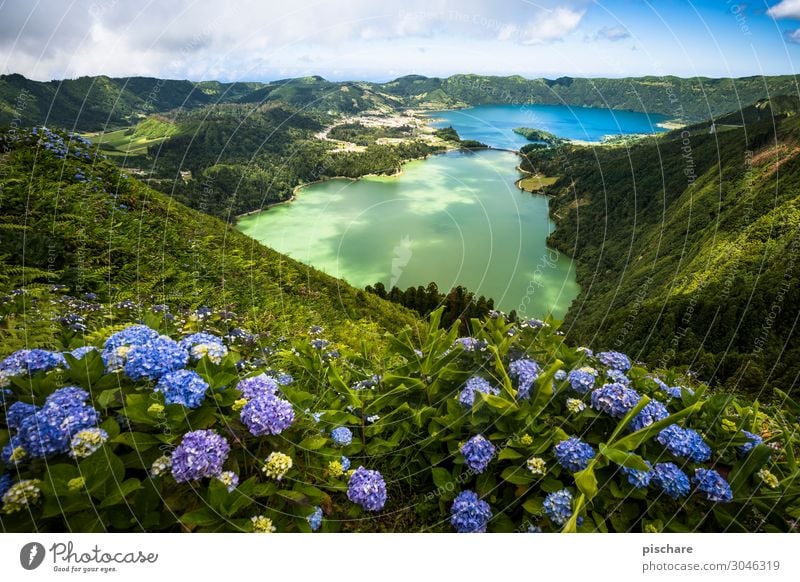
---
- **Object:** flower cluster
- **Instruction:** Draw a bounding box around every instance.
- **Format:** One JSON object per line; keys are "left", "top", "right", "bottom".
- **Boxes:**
{"left": 2, "top": 479, "right": 42, "bottom": 513}
{"left": 0, "top": 348, "right": 66, "bottom": 378}
{"left": 757, "top": 468, "right": 779, "bottom": 489}
{"left": 567, "top": 368, "right": 596, "bottom": 394}
{"left": 150, "top": 455, "right": 172, "bottom": 477}
{"left": 0, "top": 473, "right": 12, "bottom": 499}
{"left": 458, "top": 376, "right": 499, "bottom": 407}
{"left": 124, "top": 336, "right": 188, "bottom": 381}
{"left": 591, "top": 383, "right": 641, "bottom": 418}
{"left": 450, "top": 490, "right": 492, "bottom": 533}
{"left": 179, "top": 333, "right": 228, "bottom": 364}
{"left": 5, "top": 386, "right": 100, "bottom": 459}
{"left": 262, "top": 452, "right": 293, "bottom": 480}
{"left": 216, "top": 471, "right": 239, "bottom": 493}
{"left": 693, "top": 469, "right": 733, "bottom": 502}
{"left": 566, "top": 398, "right": 586, "bottom": 414}
{"left": 308, "top": 506, "right": 323, "bottom": 531}
{"left": 331, "top": 427, "right": 353, "bottom": 446}
{"left": 461, "top": 435, "right": 496, "bottom": 473}
{"left": 240, "top": 393, "right": 295, "bottom": 436}
{"left": 739, "top": 431, "right": 763, "bottom": 455}
{"left": 69, "top": 428, "right": 108, "bottom": 459}
{"left": 656, "top": 425, "right": 712, "bottom": 462}
{"left": 171, "top": 430, "right": 230, "bottom": 483}
{"left": 102, "top": 324, "right": 161, "bottom": 371}
{"left": 597, "top": 351, "right": 632, "bottom": 371}
{"left": 554, "top": 437, "right": 595, "bottom": 472}
{"left": 543, "top": 489, "right": 573, "bottom": 526}
{"left": 454, "top": 337, "right": 487, "bottom": 352}
{"left": 347, "top": 467, "right": 387, "bottom": 511}
{"left": 155, "top": 369, "right": 209, "bottom": 409}
{"left": 508, "top": 358, "right": 540, "bottom": 399}
{"left": 251, "top": 515, "right": 276, "bottom": 533}
{"left": 526, "top": 457, "right": 546, "bottom": 475}
{"left": 237, "top": 374, "right": 280, "bottom": 399}
{"left": 621, "top": 462, "right": 653, "bottom": 489}
{"left": 651, "top": 462, "right": 690, "bottom": 499}
{"left": 629, "top": 400, "right": 669, "bottom": 431}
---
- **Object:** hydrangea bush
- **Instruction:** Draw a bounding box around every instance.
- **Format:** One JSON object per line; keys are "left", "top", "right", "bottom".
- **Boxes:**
{"left": 1, "top": 292, "right": 799, "bottom": 533}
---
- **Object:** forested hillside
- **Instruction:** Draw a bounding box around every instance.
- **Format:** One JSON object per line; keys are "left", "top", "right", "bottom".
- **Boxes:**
{"left": 523, "top": 100, "right": 800, "bottom": 392}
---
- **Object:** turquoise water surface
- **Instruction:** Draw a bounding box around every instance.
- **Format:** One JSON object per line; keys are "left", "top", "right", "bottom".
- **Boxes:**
{"left": 238, "top": 104, "right": 666, "bottom": 318}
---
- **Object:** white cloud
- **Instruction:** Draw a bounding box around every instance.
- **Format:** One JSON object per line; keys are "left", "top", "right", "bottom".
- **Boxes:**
{"left": 785, "top": 28, "right": 800, "bottom": 43}
{"left": 768, "top": 0, "right": 800, "bottom": 19}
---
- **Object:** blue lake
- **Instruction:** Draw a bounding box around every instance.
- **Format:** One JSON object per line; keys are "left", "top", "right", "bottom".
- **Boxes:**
{"left": 427, "top": 103, "right": 668, "bottom": 149}
{"left": 240, "top": 104, "right": 667, "bottom": 318}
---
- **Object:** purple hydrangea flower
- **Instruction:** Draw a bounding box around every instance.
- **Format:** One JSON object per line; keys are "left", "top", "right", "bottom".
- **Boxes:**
{"left": 620, "top": 461, "right": 653, "bottom": 489}
{"left": 454, "top": 337, "right": 487, "bottom": 352}
{"left": 554, "top": 437, "right": 595, "bottom": 472}
{"left": 461, "top": 435, "right": 496, "bottom": 473}
{"left": 237, "top": 374, "right": 280, "bottom": 399}
{"left": 656, "top": 425, "right": 712, "bottom": 462}
{"left": 347, "top": 467, "right": 387, "bottom": 511}
{"left": 155, "top": 369, "right": 209, "bottom": 409}
{"left": 0, "top": 349, "right": 66, "bottom": 377}
{"left": 240, "top": 394, "right": 295, "bottom": 436}
{"left": 450, "top": 490, "right": 492, "bottom": 533}
{"left": 178, "top": 332, "right": 228, "bottom": 364}
{"left": 739, "top": 431, "right": 763, "bottom": 455}
{"left": 308, "top": 506, "right": 323, "bottom": 531}
{"left": 171, "top": 430, "right": 230, "bottom": 483}
{"left": 6, "top": 402, "right": 39, "bottom": 431}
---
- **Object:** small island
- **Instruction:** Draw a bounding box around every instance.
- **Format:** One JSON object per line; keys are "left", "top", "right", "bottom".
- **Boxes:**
{"left": 512, "top": 127, "right": 565, "bottom": 146}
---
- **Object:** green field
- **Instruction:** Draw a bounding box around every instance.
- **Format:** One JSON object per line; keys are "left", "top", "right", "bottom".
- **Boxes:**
{"left": 517, "top": 174, "right": 559, "bottom": 192}
{"left": 82, "top": 116, "right": 178, "bottom": 156}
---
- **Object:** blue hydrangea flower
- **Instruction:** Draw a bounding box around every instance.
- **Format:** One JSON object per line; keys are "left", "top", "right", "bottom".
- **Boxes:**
{"left": 461, "top": 435, "right": 496, "bottom": 473}
{"left": 240, "top": 394, "right": 295, "bottom": 436}
{"left": 179, "top": 332, "right": 228, "bottom": 364}
{"left": 454, "top": 337, "right": 487, "bottom": 352}
{"left": 656, "top": 424, "right": 712, "bottom": 462}
{"left": 553, "top": 437, "right": 595, "bottom": 472}
{"left": 693, "top": 468, "right": 733, "bottom": 502}
{"left": 606, "top": 369, "right": 630, "bottom": 385}
{"left": 347, "top": 467, "right": 387, "bottom": 511}
{"left": 652, "top": 462, "right": 691, "bottom": 499}
{"left": 508, "top": 359, "right": 541, "bottom": 399}
{"left": 14, "top": 387, "right": 99, "bottom": 459}
{"left": 123, "top": 336, "right": 188, "bottom": 381}
{"left": 103, "top": 324, "right": 160, "bottom": 352}
{"left": 69, "top": 346, "right": 98, "bottom": 360}
{"left": 0, "top": 349, "right": 66, "bottom": 377}
{"left": 554, "top": 370, "right": 567, "bottom": 381}
{"left": 458, "top": 376, "right": 500, "bottom": 406}
{"left": 591, "top": 383, "right": 641, "bottom": 418}
{"left": 331, "top": 427, "right": 353, "bottom": 446}
{"left": 310, "top": 339, "right": 329, "bottom": 350}
{"left": 237, "top": 374, "right": 280, "bottom": 399}
{"left": 621, "top": 461, "right": 653, "bottom": 489}
{"left": 543, "top": 489, "right": 574, "bottom": 526}
{"left": 739, "top": 431, "right": 763, "bottom": 455}
{"left": 340, "top": 456, "right": 351, "bottom": 471}
{"left": 629, "top": 400, "right": 669, "bottom": 432}
{"left": 567, "top": 369, "right": 596, "bottom": 394}
{"left": 275, "top": 372, "right": 294, "bottom": 386}
{"left": 171, "top": 430, "right": 230, "bottom": 483}
{"left": 155, "top": 369, "right": 209, "bottom": 409}
{"left": 597, "top": 351, "right": 631, "bottom": 371}
{"left": 308, "top": 506, "right": 323, "bottom": 531}
{"left": 450, "top": 490, "right": 492, "bottom": 533}
{"left": 6, "top": 401, "right": 39, "bottom": 431}
{"left": 665, "top": 385, "right": 693, "bottom": 399}
{"left": 0, "top": 473, "right": 12, "bottom": 499}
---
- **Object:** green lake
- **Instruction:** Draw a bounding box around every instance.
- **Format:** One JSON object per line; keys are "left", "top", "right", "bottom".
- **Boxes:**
{"left": 237, "top": 149, "right": 578, "bottom": 318}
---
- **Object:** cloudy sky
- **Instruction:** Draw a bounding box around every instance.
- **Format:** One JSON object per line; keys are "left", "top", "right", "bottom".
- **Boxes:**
{"left": 0, "top": 0, "right": 798, "bottom": 81}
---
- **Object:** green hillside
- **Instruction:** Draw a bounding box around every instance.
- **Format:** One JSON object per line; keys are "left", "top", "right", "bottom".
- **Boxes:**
{"left": 522, "top": 102, "right": 800, "bottom": 392}
{"left": 0, "top": 127, "right": 416, "bottom": 352}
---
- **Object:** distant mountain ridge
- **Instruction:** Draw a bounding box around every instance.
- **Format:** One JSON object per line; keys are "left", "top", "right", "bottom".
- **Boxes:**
{"left": 1, "top": 72, "right": 798, "bottom": 131}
